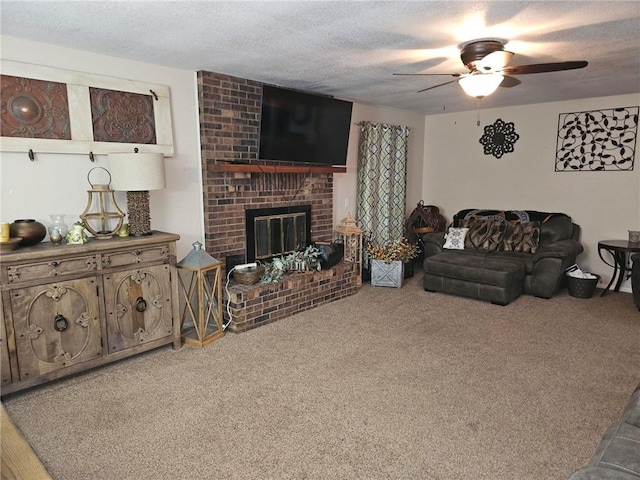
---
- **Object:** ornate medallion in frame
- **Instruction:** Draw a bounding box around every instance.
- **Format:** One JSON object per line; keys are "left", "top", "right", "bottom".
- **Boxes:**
{"left": 0, "top": 60, "right": 174, "bottom": 156}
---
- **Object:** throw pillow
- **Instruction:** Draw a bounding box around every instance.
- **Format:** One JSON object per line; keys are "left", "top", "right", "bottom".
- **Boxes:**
{"left": 461, "top": 219, "right": 505, "bottom": 252}
{"left": 443, "top": 227, "right": 469, "bottom": 250}
{"left": 503, "top": 221, "right": 541, "bottom": 253}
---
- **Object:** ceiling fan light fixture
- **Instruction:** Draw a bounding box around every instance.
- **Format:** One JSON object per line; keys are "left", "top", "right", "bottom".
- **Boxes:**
{"left": 459, "top": 73, "right": 504, "bottom": 98}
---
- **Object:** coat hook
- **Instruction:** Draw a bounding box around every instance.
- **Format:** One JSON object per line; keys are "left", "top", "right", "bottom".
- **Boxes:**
{"left": 89, "top": 151, "right": 95, "bottom": 162}
{"left": 149, "top": 89, "right": 158, "bottom": 100}
{"left": 28, "top": 149, "right": 35, "bottom": 161}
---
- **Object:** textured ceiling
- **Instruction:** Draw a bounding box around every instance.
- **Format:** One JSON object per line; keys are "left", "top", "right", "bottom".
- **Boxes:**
{"left": 1, "top": 1, "right": 639, "bottom": 114}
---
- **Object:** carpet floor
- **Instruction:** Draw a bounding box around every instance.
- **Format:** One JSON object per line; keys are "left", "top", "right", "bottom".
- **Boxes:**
{"left": 2, "top": 273, "right": 639, "bottom": 480}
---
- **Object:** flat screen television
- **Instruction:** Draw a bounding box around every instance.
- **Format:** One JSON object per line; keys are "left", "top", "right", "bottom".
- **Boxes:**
{"left": 258, "top": 85, "right": 353, "bottom": 166}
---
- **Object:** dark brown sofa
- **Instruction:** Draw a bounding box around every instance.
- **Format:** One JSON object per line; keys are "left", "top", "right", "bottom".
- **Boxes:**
{"left": 421, "top": 209, "right": 584, "bottom": 303}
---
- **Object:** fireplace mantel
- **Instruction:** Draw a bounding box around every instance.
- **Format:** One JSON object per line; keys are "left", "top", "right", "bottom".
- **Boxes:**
{"left": 208, "top": 163, "right": 346, "bottom": 174}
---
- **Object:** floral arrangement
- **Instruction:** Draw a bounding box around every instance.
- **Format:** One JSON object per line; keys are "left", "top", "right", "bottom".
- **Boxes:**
{"left": 366, "top": 237, "right": 419, "bottom": 263}
{"left": 260, "top": 245, "right": 322, "bottom": 284}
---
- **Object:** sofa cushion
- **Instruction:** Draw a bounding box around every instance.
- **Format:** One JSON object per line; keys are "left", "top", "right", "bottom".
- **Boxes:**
{"left": 621, "top": 384, "right": 640, "bottom": 427}
{"left": 453, "top": 209, "right": 575, "bottom": 247}
{"left": 539, "top": 213, "right": 574, "bottom": 244}
{"left": 587, "top": 421, "right": 640, "bottom": 477}
{"left": 497, "top": 251, "right": 535, "bottom": 273}
{"left": 461, "top": 219, "right": 505, "bottom": 252}
{"left": 443, "top": 227, "right": 469, "bottom": 250}
{"left": 570, "top": 383, "right": 640, "bottom": 480}
{"left": 503, "top": 221, "right": 541, "bottom": 254}
{"left": 570, "top": 466, "right": 640, "bottom": 479}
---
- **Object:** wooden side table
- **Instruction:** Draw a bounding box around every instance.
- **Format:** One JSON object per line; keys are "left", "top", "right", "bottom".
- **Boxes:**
{"left": 598, "top": 240, "right": 640, "bottom": 296}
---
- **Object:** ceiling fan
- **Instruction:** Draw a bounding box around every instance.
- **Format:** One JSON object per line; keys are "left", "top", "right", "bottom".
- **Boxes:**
{"left": 394, "top": 39, "right": 588, "bottom": 98}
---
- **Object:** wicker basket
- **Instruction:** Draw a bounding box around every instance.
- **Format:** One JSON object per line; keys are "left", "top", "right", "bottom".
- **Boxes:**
{"left": 566, "top": 274, "right": 600, "bottom": 299}
{"left": 411, "top": 226, "right": 434, "bottom": 235}
{"left": 233, "top": 265, "right": 265, "bottom": 285}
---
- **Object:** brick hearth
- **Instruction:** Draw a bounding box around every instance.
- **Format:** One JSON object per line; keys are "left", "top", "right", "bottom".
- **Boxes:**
{"left": 197, "top": 71, "right": 358, "bottom": 332}
{"left": 225, "top": 262, "right": 357, "bottom": 333}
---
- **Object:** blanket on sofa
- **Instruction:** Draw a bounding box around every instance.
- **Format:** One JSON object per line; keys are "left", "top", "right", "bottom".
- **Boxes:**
{"left": 450, "top": 209, "right": 573, "bottom": 254}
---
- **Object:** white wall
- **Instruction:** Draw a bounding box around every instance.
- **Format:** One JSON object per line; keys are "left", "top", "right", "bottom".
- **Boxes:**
{"left": 0, "top": 36, "right": 203, "bottom": 259}
{"left": 1, "top": 36, "right": 426, "bottom": 260}
{"left": 334, "top": 103, "right": 426, "bottom": 227}
{"left": 423, "top": 94, "right": 640, "bottom": 291}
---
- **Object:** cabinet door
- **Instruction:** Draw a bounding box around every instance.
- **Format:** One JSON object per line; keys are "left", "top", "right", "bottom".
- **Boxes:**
{"left": 104, "top": 265, "right": 174, "bottom": 353}
{"left": 10, "top": 278, "right": 102, "bottom": 381}
{"left": 1, "top": 297, "right": 12, "bottom": 386}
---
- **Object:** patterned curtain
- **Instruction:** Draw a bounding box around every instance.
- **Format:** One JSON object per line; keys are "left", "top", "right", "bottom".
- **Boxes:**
{"left": 356, "top": 121, "right": 410, "bottom": 247}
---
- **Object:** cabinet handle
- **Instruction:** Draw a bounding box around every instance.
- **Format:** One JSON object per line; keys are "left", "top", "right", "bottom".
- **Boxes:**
{"left": 135, "top": 297, "right": 147, "bottom": 313}
{"left": 54, "top": 314, "right": 68, "bottom": 332}
{"left": 132, "top": 250, "right": 141, "bottom": 256}
{"left": 50, "top": 261, "right": 60, "bottom": 267}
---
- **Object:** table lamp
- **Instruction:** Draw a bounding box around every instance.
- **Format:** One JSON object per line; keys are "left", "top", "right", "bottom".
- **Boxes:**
{"left": 108, "top": 150, "right": 166, "bottom": 236}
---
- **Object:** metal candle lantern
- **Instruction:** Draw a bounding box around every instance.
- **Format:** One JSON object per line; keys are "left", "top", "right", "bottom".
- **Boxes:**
{"left": 177, "top": 242, "right": 224, "bottom": 347}
{"left": 334, "top": 213, "right": 363, "bottom": 286}
{"left": 80, "top": 167, "right": 125, "bottom": 239}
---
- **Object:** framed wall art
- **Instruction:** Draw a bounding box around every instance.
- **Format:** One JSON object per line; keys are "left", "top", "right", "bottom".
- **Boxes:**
{"left": 555, "top": 106, "right": 637, "bottom": 172}
{"left": 0, "top": 60, "right": 174, "bottom": 156}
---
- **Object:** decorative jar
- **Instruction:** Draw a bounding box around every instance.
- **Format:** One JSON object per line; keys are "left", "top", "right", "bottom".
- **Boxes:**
{"left": 49, "top": 227, "right": 63, "bottom": 245}
{"left": 49, "top": 214, "right": 68, "bottom": 239}
{"left": 10, "top": 219, "right": 46, "bottom": 246}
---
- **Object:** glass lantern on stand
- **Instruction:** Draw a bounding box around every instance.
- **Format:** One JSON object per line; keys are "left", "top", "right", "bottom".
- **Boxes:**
{"left": 334, "top": 213, "right": 363, "bottom": 286}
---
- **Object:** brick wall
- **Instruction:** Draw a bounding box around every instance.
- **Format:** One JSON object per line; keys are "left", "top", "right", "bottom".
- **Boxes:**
{"left": 197, "top": 71, "right": 335, "bottom": 267}
{"left": 197, "top": 71, "right": 357, "bottom": 332}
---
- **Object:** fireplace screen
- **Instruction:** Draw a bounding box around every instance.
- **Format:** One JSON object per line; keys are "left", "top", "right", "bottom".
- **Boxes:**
{"left": 246, "top": 205, "right": 311, "bottom": 262}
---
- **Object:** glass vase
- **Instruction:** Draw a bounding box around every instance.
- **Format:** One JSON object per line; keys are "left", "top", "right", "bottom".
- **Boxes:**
{"left": 49, "top": 214, "right": 68, "bottom": 239}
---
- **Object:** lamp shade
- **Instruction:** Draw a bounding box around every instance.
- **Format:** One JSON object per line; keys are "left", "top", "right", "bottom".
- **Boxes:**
{"left": 459, "top": 74, "right": 504, "bottom": 98}
{"left": 108, "top": 152, "right": 166, "bottom": 191}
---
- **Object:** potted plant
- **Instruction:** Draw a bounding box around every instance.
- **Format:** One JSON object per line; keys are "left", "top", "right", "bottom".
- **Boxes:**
{"left": 366, "top": 238, "right": 419, "bottom": 288}
{"left": 260, "top": 245, "right": 322, "bottom": 284}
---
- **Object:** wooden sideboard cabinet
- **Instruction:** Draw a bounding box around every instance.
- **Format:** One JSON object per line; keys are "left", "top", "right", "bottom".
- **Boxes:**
{"left": 0, "top": 231, "right": 181, "bottom": 395}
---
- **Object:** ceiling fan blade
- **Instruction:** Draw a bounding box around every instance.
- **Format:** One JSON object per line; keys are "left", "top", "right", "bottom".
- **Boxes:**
{"left": 476, "top": 50, "right": 514, "bottom": 72}
{"left": 393, "top": 72, "right": 462, "bottom": 77}
{"left": 502, "top": 61, "right": 588, "bottom": 75}
{"left": 417, "top": 79, "right": 459, "bottom": 93}
{"left": 499, "top": 75, "right": 521, "bottom": 88}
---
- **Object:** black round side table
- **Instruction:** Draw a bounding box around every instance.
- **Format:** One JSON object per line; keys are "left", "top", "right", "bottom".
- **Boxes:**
{"left": 597, "top": 240, "right": 640, "bottom": 296}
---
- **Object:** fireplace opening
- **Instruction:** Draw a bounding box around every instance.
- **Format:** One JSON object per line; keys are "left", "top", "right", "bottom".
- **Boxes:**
{"left": 245, "top": 205, "right": 312, "bottom": 263}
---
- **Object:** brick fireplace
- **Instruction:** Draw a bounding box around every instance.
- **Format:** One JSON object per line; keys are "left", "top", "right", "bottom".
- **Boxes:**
{"left": 197, "top": 71, "right": 358, "bottom": 332}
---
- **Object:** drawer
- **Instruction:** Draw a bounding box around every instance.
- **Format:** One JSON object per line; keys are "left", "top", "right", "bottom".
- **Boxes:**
{"left": 101, "top": 243, "right": 171, "bottom": 269}
{"left": 5, "top": 255, "right": 98, "bottom": 284}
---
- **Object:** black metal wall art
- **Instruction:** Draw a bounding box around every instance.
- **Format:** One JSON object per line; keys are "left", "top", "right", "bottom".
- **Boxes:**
{"left": 479, "top": 118, "right": 520, "bottom": 158}
{"left": 555, "top": 106, "right": 638, "bottom": 172}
